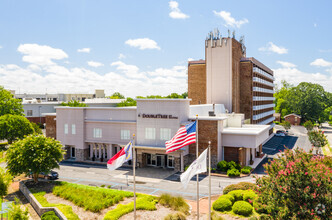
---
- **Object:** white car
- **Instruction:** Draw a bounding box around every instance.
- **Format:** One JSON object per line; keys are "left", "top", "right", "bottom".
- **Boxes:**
{"left": 275, "top": 130, "right": 286, "bottom": 137}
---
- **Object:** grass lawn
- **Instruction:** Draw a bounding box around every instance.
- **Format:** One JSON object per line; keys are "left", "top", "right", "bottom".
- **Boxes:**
{"left": 322, "top": 144, "right": 332, "bottom": 156}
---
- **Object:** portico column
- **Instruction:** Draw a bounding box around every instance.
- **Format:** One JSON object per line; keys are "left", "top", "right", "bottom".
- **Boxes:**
{"left": 180, "top": 152, "right": 184, "bottom": 172}
{"left": 108, "top": 144, "right": 112, "bottom": 159}
{"left": 99, "top": 144, "right": 102, "bottom": 158}
{"left": 90, "top": 144, "right": 93, "bottom": 158}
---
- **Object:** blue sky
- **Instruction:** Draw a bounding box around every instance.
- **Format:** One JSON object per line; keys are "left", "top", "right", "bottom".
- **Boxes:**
{"left": 1, "top": 0, "right": 332, "bottom": 96}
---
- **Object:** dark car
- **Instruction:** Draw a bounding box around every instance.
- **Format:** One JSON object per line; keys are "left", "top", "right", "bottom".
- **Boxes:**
{"left": 28, "top": 170, "right": 59, "bottom": 180}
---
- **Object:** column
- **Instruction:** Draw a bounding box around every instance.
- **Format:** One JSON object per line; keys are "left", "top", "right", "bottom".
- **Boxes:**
{"left": 89, "top": 144, "right": 93, "bottom": 158}
{"left": 107, "top": 144, "right": 112, "bottom": 159}
{"left": 180, "top": 152, "right": 184, "bottom": 172}
{"left": 98, "top": 144, "right": 102, "bottom": 159}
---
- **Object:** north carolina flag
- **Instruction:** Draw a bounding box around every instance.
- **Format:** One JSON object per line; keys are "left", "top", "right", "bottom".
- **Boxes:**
{"left": 107, "top": 141, "right": 132, "bottom": 171}
{"left": 165, "top": 121, "right": 196, "bottom": 154}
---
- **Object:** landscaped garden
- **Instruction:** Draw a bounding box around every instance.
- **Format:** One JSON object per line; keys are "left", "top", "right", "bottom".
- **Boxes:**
{"left": 27, "top": 181, "right": 191, "bottom": 220}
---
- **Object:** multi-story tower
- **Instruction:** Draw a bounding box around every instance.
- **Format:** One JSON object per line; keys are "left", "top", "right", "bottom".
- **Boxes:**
{"left": 188, "top": 30, "right": 275, "bottom": 133}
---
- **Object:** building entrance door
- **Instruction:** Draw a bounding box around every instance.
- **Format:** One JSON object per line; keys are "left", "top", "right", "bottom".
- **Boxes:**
{"left": 70, "top": 147, "right": 76, "bottom": 158}
{"left": 156, "top": 155, "right": 164, "bottom": 167}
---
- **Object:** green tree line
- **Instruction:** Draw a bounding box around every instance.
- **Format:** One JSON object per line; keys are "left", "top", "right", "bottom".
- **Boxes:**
{"left": 274, "top": 81, "right": 332, "bottom": 124}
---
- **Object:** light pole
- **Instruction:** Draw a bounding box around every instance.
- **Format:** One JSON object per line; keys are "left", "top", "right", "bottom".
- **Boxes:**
{"left": 38, "top": 106, "right": 42, "bottom": 125}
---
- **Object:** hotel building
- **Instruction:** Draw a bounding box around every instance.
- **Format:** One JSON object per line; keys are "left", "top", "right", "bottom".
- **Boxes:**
{"left": 188, "top": 31, "right": 275, "bottom": 134}
{"left": 56, "top": 99, "right": 269, "bottom": 171}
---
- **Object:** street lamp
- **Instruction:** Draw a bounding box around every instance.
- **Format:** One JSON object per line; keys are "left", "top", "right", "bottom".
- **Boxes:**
{"left": 38, "top": 106, "right": 42, "bottom": 125}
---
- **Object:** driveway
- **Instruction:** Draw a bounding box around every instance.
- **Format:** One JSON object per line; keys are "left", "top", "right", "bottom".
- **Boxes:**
{"left": 253, "top": 124, "right": 311, "bottom": 174}
{"left": 55, "top": 161, "right": 256, "bottom": 200}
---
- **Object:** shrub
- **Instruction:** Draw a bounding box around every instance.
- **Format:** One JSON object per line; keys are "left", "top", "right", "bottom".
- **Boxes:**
{"left": 218, "top": 194, "right": 235, "bottom": 204}
{"left": 41, "top": 211, "right": 60, "bottom": 220}
{"left": 241, "top": 168, "right": 251, "bottom": 174}
{"left": 184, "top": 165, "right": 189, "bottom": 171}
{"left": 158, "top": 194, "right": 189, "bottom": 215}
{"left": 255, "top": 148, "right": 332, "bottom": 219}
{"left": 8, "top": 198, "right": 29, "bottom": 220}
{"left": 259, "top": 214, "right": 272, "bottom": 220}
{"left": 242, "top": 190, "right": 257, "bottom": 204}
{"left": 232, "top": 201, "right": 253, "bottom": 216}
{"left": 104, "top": 194, "right": 157, "bottom": 220}
{"left": 52, "top": 181, "right": 133, "bottom": 212}
{"left": 253, "top": 197, "right": 268, "bottom": 214}
{"left": 227, "top": 168, "right": 240, "bottom": 177}
{"left": 212, "top": 197, "right": 232, "bottom": 212}
{"left": 100, "top": 184, "right": 105, "bottom": 187}
{"left": 164, "top": 212, "right": 186, "bottom": 220}
{"left": 227, "top": 161, "right": 241, "bottom": 171}
{"left": 223, "top": 182, "right": 257, "bottom": 194}
{"left": 217, "top": 161, "right": 228, "bottom": 172}
{"left": 228, "top": 190, "right": 244, "bottom": 201}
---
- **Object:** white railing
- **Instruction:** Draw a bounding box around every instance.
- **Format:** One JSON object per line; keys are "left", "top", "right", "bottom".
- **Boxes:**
{"left": 258, "top": 116, "right": 275, "bottom": 125}
{"left": 253, "top": 110, "right": 275, "bottom": 121}
{"left": 253, "top": 87, "right": 274, "bottom": 94}
{"left": 253, "top": 103, "right": 275, "bottom": 111}
{"left": 253, "top": 77, "right": 274, "bottom": 87}
{"left": 253, "top": 96, "right": 275, "bottom": 101}
{"left": 253, "top": 67, "right": 274, "bottom": 81}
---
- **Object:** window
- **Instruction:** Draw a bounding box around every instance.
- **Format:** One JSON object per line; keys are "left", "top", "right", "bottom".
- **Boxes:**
{"left": 121, "top": 130, "right": 130, "bottom": 140}
{"left": 64, "top": 124, "right": 68, "bottom": 134}
{"left": 168, "top": 155, "right": 174, "bottom": 168}
{"left": 72, "top": 124, "right": 76, "bottom": 135}
{"left": 26, "top": 110, "right": 33, "bottom": 116}
{"left": 160, "top": 128, "right": 171, "bottom": 140}
{"left": 93, "top": 128, "right": 102, "bottom": 138}
{"left": 145, "top": 128, "right": 156, "bottom": 140}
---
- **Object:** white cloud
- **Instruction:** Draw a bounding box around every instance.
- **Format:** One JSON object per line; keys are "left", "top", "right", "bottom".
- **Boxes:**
{"left": 213, "top": 10, "right": 248, "bottom": 28}
{"left": 77, "top": 48, "right": 90, "bottom": 53}
{"left": 147, "top": 65, "right": 187, "bottom": 77}
{"left": 310, "top": 58, "right": 332, "bottom": 67}
{"left": 0, "top": 46, "right": 2, "bottom": 49}
{"left": 273, "top": 66, "right": 332, "bottom": 92}
{"left": 276, "top": 61, "right": 296, "bottom": 68}
{"left": 314, "top": 23, "right": 317, "bottom": 27}
{"left": 169, "top": 1, "right": 189, "bottom": 19}
{"left": 87, "top": 61, "right": 104, "bottom": 67}
{"left": 118, "top": 53, "right": 126, "bottom": 59}
{"left": 259, "top": 42, "right": 288, "bottom": 54}
{"left": 125, "top": 38, "right": 160, "bottom": 50}
{"left": 187, "top": 58, "right": 194, "bottom": 62}
{"left": 111, "top": 61, "right": 146, "bottom": 79}
{"left": 17, "top": 44, "right": 68, "bottom": 66}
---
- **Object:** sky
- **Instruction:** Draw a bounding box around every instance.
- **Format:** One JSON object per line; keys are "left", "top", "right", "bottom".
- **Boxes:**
{"left": 1, "top": 0, "right": 332, "bottom": 97}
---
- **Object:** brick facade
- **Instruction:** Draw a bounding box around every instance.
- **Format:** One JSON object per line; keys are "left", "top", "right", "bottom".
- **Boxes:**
{"left": 26, "top": 116, "right": 46, "bottom": 125}
{"left": 188, "top": 62, "right": 206, "bottom": 105}
{"left": 45, "top": 115, "right": 56, "bottom": 139}
{"left": 284, "top": 114, "right": 301, "bottom": 125}
{"left": 232, "top": 38, "right": 244, "bottom": 113}
{"left": 239, "top": 62, "right": 253, "bottom": 121}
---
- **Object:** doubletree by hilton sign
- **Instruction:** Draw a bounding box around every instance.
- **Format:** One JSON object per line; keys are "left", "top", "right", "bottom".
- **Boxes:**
{"left": 138, "top": 114, "right": 178, "bottom": 119}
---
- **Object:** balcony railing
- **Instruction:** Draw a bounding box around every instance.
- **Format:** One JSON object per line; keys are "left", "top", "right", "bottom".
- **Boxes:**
{"left": 253, "top": 110, "right": 275, "bottom": 121}
{"left": 253, "top": 87, "right": 274, "bottom": 94}
{"left": 253, "top": 77, "right": 274, "bottom": 87}
{"left": 253, "top": 96, "right": 275, "bottom": 101}
{"left": 253, "top": 67, "right": 274, "bottom": 81}
{"left": 253, "top": 103, "right": 275, "bottom": 111}
{"left": 258, "top": 116, "right": 275, "bottom": 125}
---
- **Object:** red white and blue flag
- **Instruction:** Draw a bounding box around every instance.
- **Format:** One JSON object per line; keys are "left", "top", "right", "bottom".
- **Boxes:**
{"left": 165, "top": 121, "right": 196, "bottom": 154}
{"left": 107, "top": 141, "right": 132, "bottom": 171}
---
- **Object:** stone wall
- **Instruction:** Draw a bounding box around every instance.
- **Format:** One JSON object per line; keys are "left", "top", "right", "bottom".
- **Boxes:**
{"left": 188, "top": 63, "right": 207, "bottom": 105}
{"left": 45, "top": 115, "right": 56, "bottom": 139}
{"left": 19, "top": 181, "right": 67, "bottom": 220}
{"left": 76, "top": 148, "right": 84, "bottom": 161}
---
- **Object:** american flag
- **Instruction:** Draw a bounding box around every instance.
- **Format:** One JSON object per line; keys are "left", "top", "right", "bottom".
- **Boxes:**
{"left": 165, "top": 121, "right": 196, "bottom": 154}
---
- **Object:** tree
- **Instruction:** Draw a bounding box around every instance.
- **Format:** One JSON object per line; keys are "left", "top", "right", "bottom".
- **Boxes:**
{"left": 108, "top": 92, "right": 125, "bottom": 99}
{"left": 0, "top": 86, "right": 24, "bottom": 116}
{"left": 6, "top": 134, "right": 64, "bottom": 183}
{"left": 60, "top": 100, "right": 87, "bottom": 107}
{"left": 274, "top": 80, "right": 292, "bottom": 117}
{"left": 255, "top": 148, "right": 332, "bottom": 219}
{"left": 287, "top": 82, "right": 327, "bottom": 123}
{"left": 181, "top": 92, "right": 188, "bottom": 99}
{"left": 303, "top": 121, "right": 314, "bottom": 132}
{"left": 30, "top": 122, "right": 43, "bottom": 134}
{"left": 281, "top": 121, "right": 291, "bottom": 131}
{"left": 0, "top": 167, "right": 11, "bottom": 199}
{"left": 0, "top": 114, "right": 35, "bottom": 144}
{"left": 308, "top": 130, "right": 328, "bottom": 154}
{"left": 117, "top": 97, "right": 137, "bottom": 107}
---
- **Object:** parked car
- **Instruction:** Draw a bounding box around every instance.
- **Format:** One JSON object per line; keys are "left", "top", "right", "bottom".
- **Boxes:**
{"left": 28, "top": 170, "right": 59, "bottom": 180}
{"left": 275, "top": 130, "right": 286, "bottom": 137}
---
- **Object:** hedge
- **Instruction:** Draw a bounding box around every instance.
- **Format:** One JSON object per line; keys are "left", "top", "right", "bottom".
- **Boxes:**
{"left": 212, "top": 197, "right": 232, "bottom": 212}
{"left": 228, "top": 190, "right": 244, "bottom": 201}
{"left": 242, "top": 190, "right": 257, "bottom": 204}
{"left": 218, "top": 194, "right": 235, "bottom": 204}
{"left": 227, "top": 168, "right": 240, "bottom": 177}
{"left": 232, "top": 201, "right": 253, "bottom": 216}
{"left": 41, "top": 211, "right": 60, "bottom": 220}
{"left": 223, "top": 182, "right": 257, "bottom": 194}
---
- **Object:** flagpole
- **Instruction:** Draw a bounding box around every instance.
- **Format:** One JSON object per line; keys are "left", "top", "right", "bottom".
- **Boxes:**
{"left": 196, "top": 115, "right": 199, "bottom": 220}
{"left": 133, "top": 134, "right": 136, "bottom": 220}
{"left": 208, "top": 141, "right": 211, "bottom": 220}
